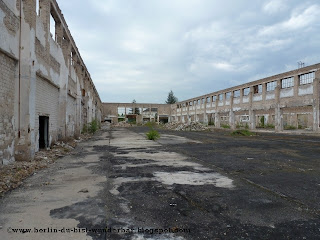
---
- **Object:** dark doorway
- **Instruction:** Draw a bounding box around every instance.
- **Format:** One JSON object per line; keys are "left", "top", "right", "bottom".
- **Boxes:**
{"left": 39, "top": 116, "right": 49, "bottom": 149}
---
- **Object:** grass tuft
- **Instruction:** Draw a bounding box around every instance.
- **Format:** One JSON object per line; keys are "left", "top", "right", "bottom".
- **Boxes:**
{"left": 231, "top": 129, "right": 254, "bottom": 136}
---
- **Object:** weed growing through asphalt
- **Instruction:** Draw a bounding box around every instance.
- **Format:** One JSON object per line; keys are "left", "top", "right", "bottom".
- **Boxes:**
{"left": 145, "top": 121, "right": 160, "bottom": 140}
{"left": 231, "top": 129, "right": 255, "bottom": 136}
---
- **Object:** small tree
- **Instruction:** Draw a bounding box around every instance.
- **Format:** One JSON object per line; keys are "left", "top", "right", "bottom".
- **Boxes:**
{"left": 130, "top": 99, "right": 140, "bottom": 115}
{"left": 166, "top": 90, "right": 178, "bottom": 104}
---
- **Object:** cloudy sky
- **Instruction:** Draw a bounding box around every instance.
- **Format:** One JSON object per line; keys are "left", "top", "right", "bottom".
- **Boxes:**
{"left": 58, "top": 0, "right": 320, "bottom": 103}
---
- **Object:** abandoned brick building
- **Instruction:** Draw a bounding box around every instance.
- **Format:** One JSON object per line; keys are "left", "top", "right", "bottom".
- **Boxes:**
{"left": 1, "top": 0, "right": 320, "bottom": 166}
{"left": 0, "top": 0, "right": 102, "bottom": 165}
{"left": 103, "top": 65, "right": 320, "bottom": 132}
{"left": 171, "top": 64, "right": 320, "bottom": 132}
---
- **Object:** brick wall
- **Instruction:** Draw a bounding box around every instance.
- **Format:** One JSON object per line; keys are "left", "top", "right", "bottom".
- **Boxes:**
{"left": 0, "top": 51, "right": 16, "bottom": 165}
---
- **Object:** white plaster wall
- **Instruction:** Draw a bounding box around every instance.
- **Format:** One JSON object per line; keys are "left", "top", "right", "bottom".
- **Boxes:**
{"left": 298, "top": 85, "right": 313, "bottom": 96}
{"left": 242, "top": 96, "right": 249, "bottom": 103}
{"left": 0, "top": 6, "right": 19, "bottom": 57}
{"left": 280, "top": 88, "right": 294, "bottom": 98}
{"left": 253, "top": 94, "right": 262, "bottom": 102}
{"left": 233, "top": 98, "right": 240, "bottom": 104}
{"left": 266, "top": 93, "right": 275, "bottom": 100}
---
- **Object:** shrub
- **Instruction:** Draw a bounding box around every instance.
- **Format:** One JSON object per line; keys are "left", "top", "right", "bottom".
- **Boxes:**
{"left": 221, "top": 124, "right": 230, "bottom": 129}
{"left": 264, "top": 123, "right": 275, "bottom": 129}
{"left": 146, "top": 129, "right": 160, "bottom": 140}
{"left": 89, "top": 119, "right": 99, "bottom": 133}
{"left": 260, "top": 116, "right": 265, "bottom": 127}
{"left": 231, "top": 129, "right": 254, "bottom": 136}
{"left": 82, "top": 124, "right": 88, "bottom": 134}
{"left": 284, "top": 125, "right": 296, "bottom": 130}
{"left": 208, "top": 121, "right": 215, "bottom": 126}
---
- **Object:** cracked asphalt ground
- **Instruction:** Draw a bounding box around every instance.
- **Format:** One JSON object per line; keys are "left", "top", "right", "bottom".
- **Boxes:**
{"left": 1, "top": 125, "right": 320, "bottom": 240}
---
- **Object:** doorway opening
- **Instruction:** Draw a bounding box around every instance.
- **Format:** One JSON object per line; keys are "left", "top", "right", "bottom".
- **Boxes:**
{"left": 39, "top": 116, "right": 49, "bottom": 149}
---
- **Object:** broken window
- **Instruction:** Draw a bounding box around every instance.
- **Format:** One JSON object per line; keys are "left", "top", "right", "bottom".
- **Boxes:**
{"left": 206, "top": 97, "right": 210, "bottom": 103}
{"left": 266, "top": 81, "right": 277, "bottom": 92}
{"left": 240, "top": 115, "right": 250, "bottom": 122}
{"left": 36, "top": 0, "right": 40, "bottom": 15}
{"left": 243, "top": 87, "right": 250, "bottom": 96}
{"left": 219, "top": 94, "right": 224, "bottom": 101}
{"left": 299, "top": 72, "right": 315, "bottom": 85}
{"left": 70, "top": 51, "right": 74, "bottom": 66}
{"left": 253, "top": 84, "right": 262, "bottom": 94}
{"left": 197, "top": 99, "right": 200, "bottom": 105}
{"left": 233, "top": 90, "right": 240, "bottom": 98}
{"left": 281, "top": 77, "right": 294, "bottom": 88}
{"left": 212, "top": 95, "right": 216, "bottom": 102}
{"left": 50, "top": 13, "right": 56, "bottom": 40}
{"left": 82, "top": 89, "right": 85, "bottom": 96}
{"left": 189, "top": 101, "right": 192, "bottom": 106}
{"left": 202, "top": 98, "right": 205, "bottom": 104}
{"left": 225, "top": 92, "right": 231, "bottom": 100}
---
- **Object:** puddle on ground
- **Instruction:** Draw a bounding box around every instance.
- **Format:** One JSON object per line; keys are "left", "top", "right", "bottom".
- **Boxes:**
{"left": 153, "top": 171, "right": 234, "bottom": 189}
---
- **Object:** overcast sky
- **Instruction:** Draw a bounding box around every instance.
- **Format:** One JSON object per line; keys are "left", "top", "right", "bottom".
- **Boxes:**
{"left": 58, "top": 0, "right": 320, "bottom": 103}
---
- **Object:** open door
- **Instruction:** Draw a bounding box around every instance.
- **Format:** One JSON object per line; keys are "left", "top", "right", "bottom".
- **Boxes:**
{"left": 39, "top": 116, "right": 49, "bottom": 149}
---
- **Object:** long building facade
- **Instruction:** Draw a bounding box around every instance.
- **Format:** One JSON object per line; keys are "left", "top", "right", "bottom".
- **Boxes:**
{"left": 171, "top": 64, "right": 320, "bottom": 132}
{"left": 0, "top": 0, "right": 102, "bottom": 165}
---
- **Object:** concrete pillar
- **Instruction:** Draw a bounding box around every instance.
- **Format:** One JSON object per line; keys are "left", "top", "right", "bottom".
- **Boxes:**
{"left": 294, "top": 75, "right": 299, "bottom": 97}
{"left": 215, "top": 112, "right": 220, "bottom": 128}
{"left": 312, "top": 74, "right": 320, "bottom": 131}
{"left": 149, "top": 105, "right": 152, "bottom": 122}
{"left": 249, "top": 86, "right": 255, "bottom": 130}
{"left": 204, "top": 99, "right": 207, "bottom": 125}
{"left": 275, "top": 80, "right": 283, "bottom": 131}
{"left": 187, "top": 102, "right": 190, "bottom": 123}
{"left": 194, "top": 102, "right": 197, "bottom": 122}
{"left": 262, "top": 82, "right": 267, "bottom": 103}
{"left": 249, "top": 109, "right": 256, "bottom": 130}
{"left": 229, "top": 91, "right": 235, "bottom": 129}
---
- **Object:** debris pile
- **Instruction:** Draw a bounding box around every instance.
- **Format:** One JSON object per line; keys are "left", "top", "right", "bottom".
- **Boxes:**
{"left": 0, "top": 138, "right": 81, "bottom": 197}
{"left": 113, "top": 121, "right": 133, "bottom": 127}
{"left": 164, "top": 122, "right": 208, "bottom": 131}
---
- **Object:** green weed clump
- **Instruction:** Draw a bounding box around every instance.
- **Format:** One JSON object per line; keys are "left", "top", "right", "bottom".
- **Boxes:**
{"left": 146, "top": 129, "right": 160, "bottom": 140}
{"left": 82, "top": 119, "right": 100, "bottom": 134}
{"left": 231, "top": 129, "right": 254, "bottom": 136}
{"left": 221, "top": 124, "right": 231, "bottom": 129}
{"left": 284, "top": 125, "right": 296, "bottom": 130}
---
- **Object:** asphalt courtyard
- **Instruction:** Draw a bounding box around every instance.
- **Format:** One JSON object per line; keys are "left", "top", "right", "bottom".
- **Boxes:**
{"left": 1, "top": 125, "right": 320, "bottom": 239}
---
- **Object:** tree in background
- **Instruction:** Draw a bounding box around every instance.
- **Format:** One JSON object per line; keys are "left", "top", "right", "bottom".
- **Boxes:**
{"left": 130, "top": 99, "right": 140, "bottom": 115}
{"left": 165, "top": 90, "right": 178, "bottom": 104}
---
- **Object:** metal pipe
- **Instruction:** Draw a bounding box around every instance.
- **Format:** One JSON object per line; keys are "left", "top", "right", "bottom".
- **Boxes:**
{"left": 18, "top": 0, "right": 22, "bottom": 138}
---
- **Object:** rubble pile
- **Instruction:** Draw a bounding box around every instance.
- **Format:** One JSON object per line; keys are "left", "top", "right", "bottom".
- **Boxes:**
{"left": 113, "top": 121, "right": 133, "bottom": 127}
{"left": 164, "top": 122, "right": 208, "bottom": 131}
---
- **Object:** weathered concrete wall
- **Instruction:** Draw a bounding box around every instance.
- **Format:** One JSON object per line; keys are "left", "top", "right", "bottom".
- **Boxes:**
{"left": 0, "top": 51, "right": 17, "bottom": 165}
{"left": 0, "top": 0, "right": 102, "bottom": 164}
{"left": 172, "top": 64, "right": 320, "bottom": 132}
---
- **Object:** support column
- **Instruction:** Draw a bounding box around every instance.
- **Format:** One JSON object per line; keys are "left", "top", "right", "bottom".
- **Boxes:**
{"left": 149, "top": 105, "right": 152, "bottom": 122}
{"left": 313, "top": 74, "right": 320, "bottom": 131}
{"left": 249, "top": 86, "right": 256, "bottom": 130}
{"left": 275, "top": 79, "right": 283, "bottom": 132}
{"left": 229, "top": 92, "right": 235, "bottom": 129}
{"left": 204, "top": 99, "right": 207, "bottom": 125}
{"left": 215, "top": 112, "right": 220, "bottom": 128}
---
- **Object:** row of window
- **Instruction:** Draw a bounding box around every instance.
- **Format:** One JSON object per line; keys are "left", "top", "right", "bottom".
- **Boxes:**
{"left": 176, "top": 72, "right": 315, "bottom": 108}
